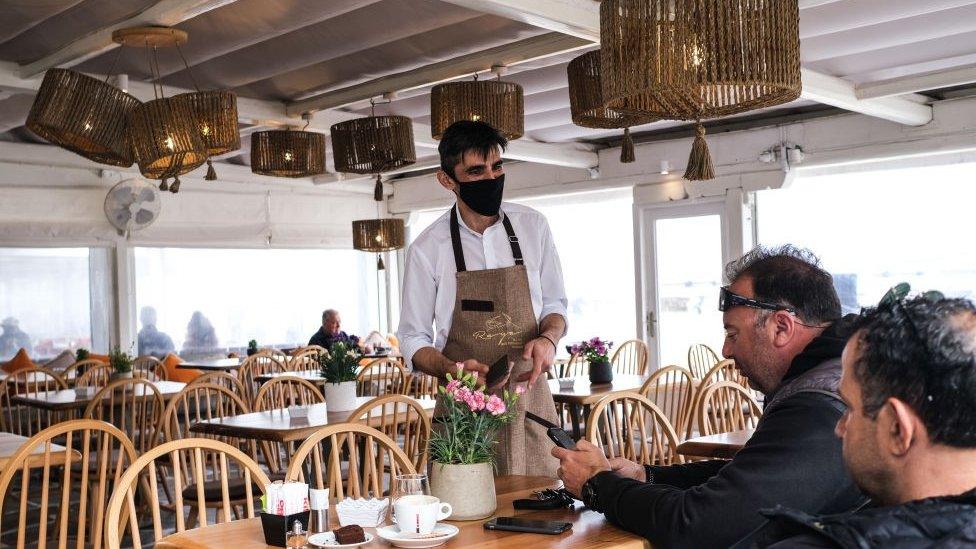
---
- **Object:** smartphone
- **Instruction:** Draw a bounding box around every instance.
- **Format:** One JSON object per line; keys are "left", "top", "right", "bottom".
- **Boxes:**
{"left": 483, "top": 517, "right": 572, "bottom": 535}
{"left": 525, "top": 411, "right": 577, "bottom": 450}
{"left": 484, "top": 355, "right": 510, "bottom": 387}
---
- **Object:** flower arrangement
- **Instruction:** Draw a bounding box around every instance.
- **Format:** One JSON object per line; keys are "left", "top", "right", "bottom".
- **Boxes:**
{"left": 317, "top": 341, "right": 360, "bottom": 384}
{"left": 109, "top": 345, "right": 132, "bottom": 374}
{"left": 570, "top": 337, "right": 614, "bottom": 363}
{"left": 429, "top": 368, "right": 523, "bottom": 466}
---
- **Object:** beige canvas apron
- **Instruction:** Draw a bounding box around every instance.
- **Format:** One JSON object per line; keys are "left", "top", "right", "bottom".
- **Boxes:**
{"left": 439, "top": 208, "right": 560, "bottom": 477}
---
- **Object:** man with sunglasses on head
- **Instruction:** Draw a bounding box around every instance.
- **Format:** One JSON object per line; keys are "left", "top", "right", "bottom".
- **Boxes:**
{"left": 552, "top": 245, "right": 866, "bottom": 548}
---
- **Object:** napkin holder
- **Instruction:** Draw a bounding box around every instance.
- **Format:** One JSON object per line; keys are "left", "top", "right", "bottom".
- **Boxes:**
{"left": 260, "top": 510, "right": 309, "bottom": 547}
{"left": 557, "top": 378, "right": 575, "bottom": 391}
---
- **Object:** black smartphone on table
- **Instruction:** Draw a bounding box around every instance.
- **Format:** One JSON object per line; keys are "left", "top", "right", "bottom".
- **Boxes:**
{"left": 484, "top": 517, "right": 572, "bottom": 535}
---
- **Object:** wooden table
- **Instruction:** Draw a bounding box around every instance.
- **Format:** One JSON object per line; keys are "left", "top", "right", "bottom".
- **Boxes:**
{"left": 190, "top": 397, "right": 436, "bottom": 443}
{"left": 178, "top": 358, "right": 243, "bottom": 371}
{"left": 0, "top": 432, "right": 80, "bottom": 471}
{"left": 12, "top": 381, "right": 187, "bottom": 412}
{"left": 676, "top": 428, "right": 754, "bottom": 459}
{"left": 155, "top": 475, "right": 649, "bottom": 548}
{"left": 548, "top": 375, "right": 649, "bottom": 440}
{"left": 253, "top": 370, "right": 326, "bottom": 384}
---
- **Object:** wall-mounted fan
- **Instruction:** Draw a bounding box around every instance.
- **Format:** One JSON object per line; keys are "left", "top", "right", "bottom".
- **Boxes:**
{"left": 103, "top": 178, "right": 161, "bottom": 236}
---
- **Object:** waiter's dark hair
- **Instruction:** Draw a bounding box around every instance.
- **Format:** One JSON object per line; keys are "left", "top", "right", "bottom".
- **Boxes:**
{"left": 438, "top": 120, "right": 508, "bottom": 179}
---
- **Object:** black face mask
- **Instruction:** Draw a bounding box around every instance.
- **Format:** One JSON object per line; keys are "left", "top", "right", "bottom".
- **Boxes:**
{"left": 453, "top": 173, "right": 505, "bottom": 217}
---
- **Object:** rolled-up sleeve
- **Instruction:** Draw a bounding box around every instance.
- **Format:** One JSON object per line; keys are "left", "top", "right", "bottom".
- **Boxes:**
{"left": 538, "top": 217, "right": 568, "bottom": 333}
{"left": 396, "top": 245, "right": 437, "bottom": 371}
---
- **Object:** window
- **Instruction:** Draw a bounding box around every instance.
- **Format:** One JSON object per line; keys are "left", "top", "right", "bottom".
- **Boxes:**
{"left": 134, "top": 248, "right": 382, "bottom": 358}
{"left": 757, "top": 163, "right": 976, "bottom": 311}
{"left": 0, "top": 248, "right": 93, "bottom": 360}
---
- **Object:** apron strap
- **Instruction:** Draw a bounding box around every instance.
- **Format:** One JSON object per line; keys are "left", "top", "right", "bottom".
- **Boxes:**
{"left": 449, "top": 206, "right": 524, "bottom": 272}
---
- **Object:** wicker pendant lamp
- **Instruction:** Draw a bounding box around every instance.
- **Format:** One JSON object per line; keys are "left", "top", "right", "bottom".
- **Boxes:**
{"left": 171, "top": 89, "right": 240, "bottom": 181}
{"left": 430, "top": 74, "right": 524, "bottom": 140}
{"left": 250, "top": 128, "right": 326, "bottom": 177}
{"left": 128, "top": 97, "right": 207, "bottom": 187}
{"left": 567, "top": 49, "right": 657, "bottom": 164}
{"left": 600, "top": 0, "right": 801, "bottom": 179}
{"left": 25, "top": 68, "right": 141, "bottom": 167}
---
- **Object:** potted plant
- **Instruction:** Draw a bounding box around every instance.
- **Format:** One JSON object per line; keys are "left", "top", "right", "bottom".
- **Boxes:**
{"left": 247, "top": 339, "right": 259, "bottom": 356}
{"left": 109, "top": 345, "right": 133, "bottom": 380}
{"left": 571, "top": 337, "right": 615, "bottom": 384}
{"left": 429, "top": 370, "right": 522, "bottom": 520}
{"left": 318, "top": 342, "right": 360, "bottom": 411}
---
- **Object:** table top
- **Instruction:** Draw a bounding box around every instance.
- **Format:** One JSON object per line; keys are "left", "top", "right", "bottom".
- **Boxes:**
{"left": 12, "top": 381, "right": 187, "bottom": 411}
{"left": 178, "top": 358, "right": 243, "bottom": 371}
{"left": 190, "top": 397, "right": 437, "bottom": 443}
{"left": 155, "top": 475, "right": 649, "bottom": 549}
{"left": 547, "top": 374, "right": 649, "bottom": 406}
{"left": 676, "top": 428, "right": 755, "bottom": 459}
{"left": 254, "top": 370, "right": 326, "bottom": 384}
{"left": 0, "top": 432, "right": 80, "bottom": 471}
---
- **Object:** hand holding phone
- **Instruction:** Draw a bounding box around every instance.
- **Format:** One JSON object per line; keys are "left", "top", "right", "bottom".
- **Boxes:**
{"left": 484, "top": 355, "right": 512, "bottom": 388}
{"left": 525, "top": 411, "right": 577, "bottom": 450}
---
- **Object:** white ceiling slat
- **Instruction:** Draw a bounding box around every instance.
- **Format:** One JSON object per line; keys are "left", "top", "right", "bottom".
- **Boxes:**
{"left": 0, "top": 0, "right": 87, "bottom": 46}
{"left": 20, "top": 0, "right": 241, "bottom": 78}
{"left": 799, "top": 0, "right": 976, "bottom": 40}
{"left": 857, "top": 63, "right": 976, "bottom": 99}
{"left": 800, "top": 68, "right": 932, "bottom": 126}
{"left": 439, "top": 0, "right": 600, "bottom": 41}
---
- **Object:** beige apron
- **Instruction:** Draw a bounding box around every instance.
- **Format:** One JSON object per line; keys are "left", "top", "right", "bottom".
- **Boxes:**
{"left": 439, "top": 208, "right": 560, "bottom": 477}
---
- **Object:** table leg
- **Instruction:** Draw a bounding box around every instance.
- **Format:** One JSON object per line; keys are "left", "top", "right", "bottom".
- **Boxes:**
{"left": 569, "top": 404, "right": 582, "bottom": 440}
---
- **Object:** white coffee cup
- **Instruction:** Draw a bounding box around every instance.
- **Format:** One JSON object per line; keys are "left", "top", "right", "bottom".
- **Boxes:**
{"left": 393, "top": 495, "right": 452, "bottom": 537}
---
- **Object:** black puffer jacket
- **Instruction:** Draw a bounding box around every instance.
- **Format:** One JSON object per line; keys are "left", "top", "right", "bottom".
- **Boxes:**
{"left": 735, "top": 488, "right": 976, "bottom": 548}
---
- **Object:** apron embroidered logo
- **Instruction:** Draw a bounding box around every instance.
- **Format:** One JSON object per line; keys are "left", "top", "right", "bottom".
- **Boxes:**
{"left": 473, "top": 314, "right": 524, "bottom": 347}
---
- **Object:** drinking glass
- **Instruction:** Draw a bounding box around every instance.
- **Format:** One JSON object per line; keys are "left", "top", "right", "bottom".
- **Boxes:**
{"left": 389, "top": 473, "right": 430, "bottom": 523}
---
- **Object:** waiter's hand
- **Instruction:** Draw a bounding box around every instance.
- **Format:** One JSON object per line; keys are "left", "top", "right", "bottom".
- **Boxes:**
{"left": 517, "top": 337, "right": 555, "bottom": 386}
{"left": 456, "top": 359, "right": 489, "bottom": 383}
{"left": 552, "top": 439, "right": 611, "bottom": 497}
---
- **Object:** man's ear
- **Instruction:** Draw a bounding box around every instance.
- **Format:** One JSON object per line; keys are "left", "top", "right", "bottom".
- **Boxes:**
{"left": 436, "top": 170, "right": 457, "bottom": 193}
{"left": 881, "top": 397, "right": 919, "bottom": 457}
{"left": 770, "top": 310, "right": 796, "bottom": 348}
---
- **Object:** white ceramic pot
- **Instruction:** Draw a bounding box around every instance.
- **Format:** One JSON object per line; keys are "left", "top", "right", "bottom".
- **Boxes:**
{"left": 111, "top": 371, "right": 133, "bottom": 380}
{"left": 429, "top": 461, "right": 496, "bottom": 520}
{"left": 322, "top": 380, "right": 357, "bottom": 411}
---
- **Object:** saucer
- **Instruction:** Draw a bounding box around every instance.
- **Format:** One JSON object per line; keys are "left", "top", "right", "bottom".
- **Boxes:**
{"left": 307, "top": 531, "right": 374, "bottom": 548}
{"left": 375, "top": 523, "right": 459, "bottom": 548}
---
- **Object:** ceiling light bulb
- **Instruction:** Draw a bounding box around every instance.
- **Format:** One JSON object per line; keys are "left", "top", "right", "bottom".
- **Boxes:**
{"left": 201, "top": 124, "right": 210, "bottom": 136}
{"left": 164, "top": 136, "right": 175, "bottom": 151}
{"left": 83, "top": 122, "right": 92, "bottom": 132}
{"left": 660, "top": 160, "right": 670, "bottom": 175}
{"left": 470, "top": 114, "right": 481, "bottom": 122}
{"left": 284, "top": 151, "right": 294, "bottom": 162}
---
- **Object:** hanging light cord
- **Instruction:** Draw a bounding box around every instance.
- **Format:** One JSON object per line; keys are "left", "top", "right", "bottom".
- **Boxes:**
{"left": 102, "top": 46, "right": 124, "bottom": 85}
{"left": 174, "top": 40, "right": 201, "bottom": 93}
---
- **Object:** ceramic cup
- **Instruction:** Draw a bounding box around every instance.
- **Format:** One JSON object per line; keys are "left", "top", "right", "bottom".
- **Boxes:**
{"left": 393, "top": 495, "right": 452, "bottom": 537}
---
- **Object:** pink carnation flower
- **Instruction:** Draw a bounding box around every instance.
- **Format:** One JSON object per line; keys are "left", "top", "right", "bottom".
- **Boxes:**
{"left": 466, "top": 390, "right": 487, "bottom": 412}
{"left": 515, "top": 385, "right": 526, "bottom": 395}
{"left": 486, "top": 395, "right": 506, "bottom": 416}
{"left": 453, "top": 387, "right": 472, "bottom": 404}
{"left": 445, "top": 379, "right": 461, "bottom": 394}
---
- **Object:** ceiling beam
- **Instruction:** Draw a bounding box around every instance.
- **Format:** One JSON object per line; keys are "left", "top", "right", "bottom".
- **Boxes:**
{"left": 856, "top": 63, "right": 976, "bottom": 99}
{"left": 286, "top": 32, "right": 590, "bottom": 114}
{"left": 797, "top": 0, "right": 845, "bottom": 8}
{"left": 439, "top": 0, "right": 599, "bottom": 41}
{"left": 800, "top": 68, "right": 933, "bottom": 126}
{"left": 19, "top": 0, "right": 241, "bottom": 78}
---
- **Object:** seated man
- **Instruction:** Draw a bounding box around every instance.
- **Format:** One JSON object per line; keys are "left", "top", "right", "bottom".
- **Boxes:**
{"left": 736, "top": 293, "right": 976, "bottom": 548}
{"left": 308, "top": 309, "right": 360, "bottom": 351}
{"left": 552, "top": 246, "right": 866, "bottom": 547}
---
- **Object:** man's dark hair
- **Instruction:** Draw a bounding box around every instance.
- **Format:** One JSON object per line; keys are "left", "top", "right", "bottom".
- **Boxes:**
{"left": 724, "top": 245, "right": 841, "bottom": 324}
{"left": 438, "top": 120, "right": 508, "bottom": 178}
{"left": 851, "top": 296, "right": 976, "bottom": 447}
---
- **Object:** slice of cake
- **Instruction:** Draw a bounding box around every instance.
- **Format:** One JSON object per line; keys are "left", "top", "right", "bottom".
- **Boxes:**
{"left": 333, "top": 524, "right": 366, "bottom": 544}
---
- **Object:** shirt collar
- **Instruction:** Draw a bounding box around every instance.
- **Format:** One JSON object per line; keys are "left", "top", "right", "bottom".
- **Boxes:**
{"left": 453, "top": 203, "right": 506, "bottom": 237}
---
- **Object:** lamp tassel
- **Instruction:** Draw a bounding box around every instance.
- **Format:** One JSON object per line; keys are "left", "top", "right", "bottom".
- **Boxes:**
{"left": 159, "top": 178, "right": 169, "bottom": 192}
{"left": 169, "top": 175, "right": 181, "bottom": 193}
{"left": 620, "top": 127, "right": 635, "bottom": 163}
{"left": 377, "top": 254, "right": 386, "bottom": 271}
{"left": 684, "top": 122, "right": 715, "bottom": 181}
{"left": 373, "top": 174, "right": 383, "bottom": 202}
{"left": 205, "top": 159, "right": 217, "bottom": 181}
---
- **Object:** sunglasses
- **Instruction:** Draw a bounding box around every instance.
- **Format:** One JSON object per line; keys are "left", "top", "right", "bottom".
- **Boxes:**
{"left": 718, "top": 286, "right": 796, "bottom": 314}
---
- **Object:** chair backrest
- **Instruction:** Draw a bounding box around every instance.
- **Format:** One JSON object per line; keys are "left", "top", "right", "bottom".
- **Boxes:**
{"left": 105, "top": 438, "right": 271, "bottom": 549}
{"left": 188, "top": 371, "right": 246, "bottom": 396}
{"left": 0, "top": 419, "right": 137, "bottom": 549}
{"left": 132, "top": 355, "right": 167, "bottom": 381}
{"left": 288, "top": 353, "right": 320, "bottom": 373}
{"left": 160, "top": 383, "right": 251, "bottom": 444}
{"left": 347, "top": 395, "right": 432, "bottom": 471}
{"left": 290, "top": 345, "right": 326, "bottom": 359}
{"left": 585, "top": 393, "right": 683, "bottom": 466}
{"left": 564, "top": 352, "right": 589, "bottom": 378}
{"left": 611, "top": 339, "right": 649, "bottom": 375}
{"left": 83, "top": 378, "right": 165, "bottom": 454}
{"left": 639, "top": 365, "right": 696, "bottom": 439}
{"left": 696, "top": 381, "right": 763, "bottom": 436}
{"left": 408, "top": 372, "right": 439, "bottom": 399}
{"left": 0, "top": 366, "right": 67, "bottom": 437}
{"left": 237, "top": 353, "right": 287, "bottom": 406}
{"left": 258, "top": 348, "right": 287, "bottom": 359}
{"left": 687, "top": 343, "right": 720, "bottom": 380}
{"left": 700, "top": 359, "right": 747, "bottom": 387}
{"left": 76, "top": 363, "right": 114, "bottom": 388}
{"left": 59, "top": 358, "right": 106, "bottom": 384}
{"left": 356, "top": 358, "right": 408, "bottom": 397}
{"left": 253, "top": 375, "right": 324, "bottom": 411}
{"left": 285, "top": 423, "right": 416, "bottom": 501}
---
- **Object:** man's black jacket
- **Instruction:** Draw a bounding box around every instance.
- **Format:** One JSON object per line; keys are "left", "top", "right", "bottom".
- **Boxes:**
{"left": 588, "top": 322, "right": 866, "bottom": 548}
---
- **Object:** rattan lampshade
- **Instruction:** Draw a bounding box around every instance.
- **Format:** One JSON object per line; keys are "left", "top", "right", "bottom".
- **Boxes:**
{"left": 250, "top": 130, "right": 326, "bottom": 178}
{"left": 26, "top": 68, "right": 141, "bottom": 167}
{"left": 568, "top": 50, "right": 657, "bottom": 130}
{"left": 171, "top": 90, "right": 240, "bottom": 156}
{"left": 128, "top": 97, "right": 207, "bottom": 181}
{"left": 430, "top": 80, "right": 524, "bottom": 140}
{"left": 331, "top": 115, "right": 416, "bottom": 174}
{"left": 352, "top": 218, "right": 405, "bottom": 252}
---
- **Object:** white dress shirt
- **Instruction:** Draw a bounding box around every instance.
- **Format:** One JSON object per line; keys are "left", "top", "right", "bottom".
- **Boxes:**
{"left": 397, "top": 202, "right": 568, "bottom": 370}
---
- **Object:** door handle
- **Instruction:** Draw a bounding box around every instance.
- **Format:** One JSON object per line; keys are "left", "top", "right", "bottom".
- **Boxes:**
{"left": 645, "top": 310, "right": 656, "bottom": 339}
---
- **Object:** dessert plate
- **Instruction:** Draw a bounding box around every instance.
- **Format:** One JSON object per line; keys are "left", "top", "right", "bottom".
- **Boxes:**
{"left": 307, "top": 531, "right": 374, "bottom": 548}
{"left": 374, "top": 523, "right": 459, "bottom": 548}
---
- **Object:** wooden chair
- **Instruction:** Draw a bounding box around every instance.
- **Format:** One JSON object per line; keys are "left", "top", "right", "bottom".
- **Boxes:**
{"left": 687, "top": 343, "right": 720, "bottom": 380}
{"left": 237, "top": 353, "right": 288, "bottom": 407}
{"left": 696, "top": 381, "right": 763, "bottom": 436}
{"left": 105, "top": 438, "right": 271, "bottom": 549}
{"left": 0, "top": 419, "right": 137, "bottom": 549}
{"left": 59, "top": 358, "right": 105, "bottom": 385}
{"left": 0, "top": 366, "right": 68, "bottom": 436}
{"left": 585, "top": 393, "right": 683, "bottom": 466}
{"left": 132, "top": 355, "right": 167, "bottom": 382}
{"left": 288, "top": 354, "right": 320, "bottom": 373}
{"left": 639, "top": 365, "right": 696, "bottom": 439}
{"left": 189, "top": 371, "right": 246, "bottom": 395}
{"left": 347, "top": 394, "right": 432, "bottom": 471}
{"left": 611, "top": 339, "right": 649, "bottom": 375}
{"left": 75, "top": 362, "right": 114, "bottom": 389}
{"left": 290, "top": 345, "right": 326, "bottom": 359}
{"left": 83, "top": 378, "right": 165, "bottom": 455}
{"left": 408, "top": 372, "right": 439, "bottom": 399}
{"left": 253, "top": 375, "right": 324, "bottom": 410}
{"left": 285, "top": 423, "right": 416, "bottom": 500}
{"left": 563, "top": 352, "right": 589, "bottom": 378}
{"left": 356, "top": 358, "right": 408, "bottom": 397}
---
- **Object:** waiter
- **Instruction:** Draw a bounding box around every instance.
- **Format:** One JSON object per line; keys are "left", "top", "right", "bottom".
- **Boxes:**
{"left": 397, "top": 120, "right": 568, "bottom": 477}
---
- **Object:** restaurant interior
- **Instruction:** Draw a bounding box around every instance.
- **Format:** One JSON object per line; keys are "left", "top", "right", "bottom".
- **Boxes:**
{"left": 0, "top": 0, "right": 974, "bottom": 547}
